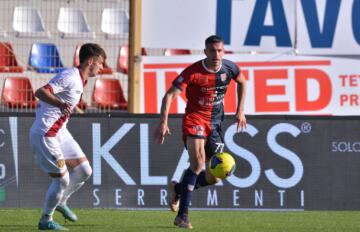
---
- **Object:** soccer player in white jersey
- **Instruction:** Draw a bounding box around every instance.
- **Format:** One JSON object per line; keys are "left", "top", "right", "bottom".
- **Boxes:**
{"left": 29, "top": 43, "right": 106, "bottom": 230}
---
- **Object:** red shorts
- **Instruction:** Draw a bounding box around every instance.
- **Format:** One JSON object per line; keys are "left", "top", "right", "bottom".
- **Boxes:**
{"left": 182, "top": 113, "right": 224, "bottom": 159}
{"left": 182, "top": 113, "right": 211, "bottom": 141}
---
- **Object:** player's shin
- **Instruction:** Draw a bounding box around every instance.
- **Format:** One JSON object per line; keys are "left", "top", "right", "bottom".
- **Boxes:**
{"left": 59, "top": 161, "right": 92, "bottom": 205}
{"left": 178, "top": 168, "right": 198, "bottom": 218}
{"left": 42, "top": 172, "right": 69, "bottom": 221}
{"left": 194, "top": 171, "right": 210, "bottom": 190}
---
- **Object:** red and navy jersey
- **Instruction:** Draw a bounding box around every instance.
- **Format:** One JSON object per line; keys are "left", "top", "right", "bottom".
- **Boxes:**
{"left": 172, "top": 59, "right": 240, "bottom": 124}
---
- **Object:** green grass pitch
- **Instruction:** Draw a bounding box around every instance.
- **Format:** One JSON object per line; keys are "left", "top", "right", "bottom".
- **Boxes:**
{"left": 0, "top": 209, "right": 360, "bottom": 231}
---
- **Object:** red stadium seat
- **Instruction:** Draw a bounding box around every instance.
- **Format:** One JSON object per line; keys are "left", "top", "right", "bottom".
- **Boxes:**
{"left": 73, "top": 44, "right": 81, "bottom": 67}
{"left": 117, "top": 45, "right": 147, "bottom": 74}
{"left": 1, "top": 77, "right": 36, "bottom": 108}
{"left": 76, "top": 97, "right": 87, "bottom": 110}
{"left": 92, "top": 78, "right": 127, "bottom": 110}
{"left": 74, "top": 44, "right": 113, "bottom": 74}
{"left": 164, "top": 48, "right": 191, "bottom": 56}
{"left": 0, "top": 42, "right": 24, "bottom": 72}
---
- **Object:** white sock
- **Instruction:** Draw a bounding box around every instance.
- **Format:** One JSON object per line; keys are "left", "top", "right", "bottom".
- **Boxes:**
{"left": 42, "top": 172, "right": 70, "bottom": 221}
{"left": 59, "top": 161, "right": 92, "bottom": 206}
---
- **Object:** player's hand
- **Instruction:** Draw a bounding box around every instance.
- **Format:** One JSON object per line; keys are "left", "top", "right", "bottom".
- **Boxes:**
{"left": 60, "top": 103, "right": 72, "bottom": 116}
{"left": 235, "top": 112, "right": 247, "bottom": 132}
{"left": 154, "top": 122, "right": 171, "bottom": 144}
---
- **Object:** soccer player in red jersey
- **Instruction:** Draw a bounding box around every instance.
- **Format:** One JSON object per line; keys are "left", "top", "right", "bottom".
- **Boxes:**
{"left": 154, "top": 35, "right": 247, "bottom": 229}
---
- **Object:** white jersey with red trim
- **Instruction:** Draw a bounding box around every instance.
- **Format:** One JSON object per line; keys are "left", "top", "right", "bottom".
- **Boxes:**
{"left": 30, "top": 68, "right": 85, "bottom": 136}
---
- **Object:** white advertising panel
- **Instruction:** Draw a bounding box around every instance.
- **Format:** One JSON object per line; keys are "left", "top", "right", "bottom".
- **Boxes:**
{"left": 141, "top": 0, "right": 216, "bottom": 49}
{"left": 141, "top": 0, "right": 360, "bottom": 54}
{"left": 142, "top": 0, "right": 295, "bottom": 52}
{"left": 296, "top": 0, "right": 360, "bottom": 54}
{"left": 141, "top": 54, "right": 360, "bottom": 115}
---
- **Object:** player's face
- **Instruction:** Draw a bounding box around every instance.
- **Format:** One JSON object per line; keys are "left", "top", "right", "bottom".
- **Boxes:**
{"left": 204, "top": 42, "right": 224, "bottom": 69}
{"left": 89, "top": 56, "right": 104, "bottom": 77}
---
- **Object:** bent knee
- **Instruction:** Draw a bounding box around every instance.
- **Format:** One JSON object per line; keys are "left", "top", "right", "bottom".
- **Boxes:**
{"left": 81, "top": 161, "right": 92, "bottom": 180}
{"left": 79, "top": 161, "right": 92, "bottom": 180}
{"left": 84, "top": 165, "right": 92, "bottom": 179}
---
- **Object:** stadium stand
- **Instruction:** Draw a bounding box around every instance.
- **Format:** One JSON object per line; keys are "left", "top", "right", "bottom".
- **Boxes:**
{"left": 0, "top": 0, "right": 186, "bottom": 112}
{"left": 1, "top": 76, "right": 37, "bottom": 108}
{"left": 57, "top": 7, "right": 95, "bottom": 39}
{"left": 0, "top": 42, "right": 24, "bottom": 72}
{"left": 29, "top": 43, "right": 66, "bottom": 73}
{"left": 12, "top": 6, "right": 50, "bottom": 37}
{"left": 73, "top": 44, "right": 81, "bottom": 67}
{"left": 0, "top": 28, "right": 6, "bottom": 37}
{"left": 117, "top": 44, "right": 147, "bottom": 74}
{"left": 92, "top": 78, "right": 128, "bottom": 110}
{"left": 164, "top": 48, "right": 191, "bottom": 56}
{"left": 77, "top": 97, "right": 87, "bottom": 110}
{"left": 101, "top": 8, "right": 129, "bottom": 39}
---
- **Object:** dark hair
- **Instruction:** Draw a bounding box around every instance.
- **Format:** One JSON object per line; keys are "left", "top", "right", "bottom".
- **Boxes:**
{"left": 205, "top": 35, "right": 224, "bottom": 47}
{"left": 79, "top": 43, "right": 106, "bottom": 64}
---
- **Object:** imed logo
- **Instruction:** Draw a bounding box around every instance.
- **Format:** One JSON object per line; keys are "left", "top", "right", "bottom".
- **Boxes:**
{"left": 142, "top": 59, "right": 339, "bottom": 115}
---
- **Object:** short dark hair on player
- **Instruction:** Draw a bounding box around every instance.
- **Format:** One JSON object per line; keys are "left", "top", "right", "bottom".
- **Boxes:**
{"left": 79, "top": 43, "right": 106, "bottom": 64}
{"left": 205, "top": 35, "right": 224, "bottom": 47}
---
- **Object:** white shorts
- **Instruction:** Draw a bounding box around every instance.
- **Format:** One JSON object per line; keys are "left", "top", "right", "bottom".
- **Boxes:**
{"left": 29, "top": 129, "right": 85, "bottom": 174}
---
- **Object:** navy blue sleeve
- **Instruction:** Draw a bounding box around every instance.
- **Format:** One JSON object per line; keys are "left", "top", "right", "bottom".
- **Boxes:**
{"left": 222, "top": 59, "right": 240, "bottom": 80}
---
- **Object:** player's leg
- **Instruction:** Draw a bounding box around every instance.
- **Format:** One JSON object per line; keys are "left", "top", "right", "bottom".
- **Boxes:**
{"left": 56, "top": 157, "right": 91, "bottom": 222}
{"left": 174, "top": 136, "right": 205, "bottom": 229}
{"left": 39, "top": 173, "right": 70, "bottom": 230}
{"left": 171, "top": 125, "right": 223, "bottom": 206}
{"left": 30, "top": 132, "right": 69, "bottom": 230}
{"left": 56, "top": 130, "right": 92, "bottom": 222}
{"left": 168, "top": 180, "right": 181, "bottom": 212}
{"left": 169, "top": 124, "right": 219, "bottom": 212}
{"left": 61, "top": 157, "right": 92, "bottom": 205}
{"left": 195, "top": 124, "right": 224, "bottom": 189}
{"left": 170, "top": 167, "right": 220, "bottom": 214}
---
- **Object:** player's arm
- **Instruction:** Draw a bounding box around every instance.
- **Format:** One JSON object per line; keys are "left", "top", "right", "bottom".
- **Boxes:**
{"left": 35, "top": 85, "right": 72, "bottom": 115}
{"left": 235, "top": 72, "right": 247, "bottom": 132}
{"left": 155, "top": 85, "right": 182, "bottom": 144}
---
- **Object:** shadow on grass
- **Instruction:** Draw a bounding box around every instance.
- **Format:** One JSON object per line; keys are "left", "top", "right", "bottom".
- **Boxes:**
{"left": 66, "top": 224, "right": 176, "bottom": 230}
{"left": 0, "top": 224, "right": 38, "bottom": 231}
